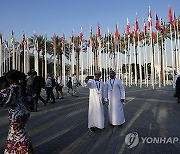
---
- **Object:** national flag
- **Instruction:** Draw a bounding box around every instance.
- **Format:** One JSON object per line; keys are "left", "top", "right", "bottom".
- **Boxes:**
{"left": 97, "top": 23, "right": 101, "bottom": 38}
{"left": 168, "top": 5, "right": 173, "bottom": 24}
{"left": 71, "top": 31, "right": 74, "bottom": 44}
{"left": 79, "top": 27, "right": 83, "bottom": 43}
{"left": 11, "top": 30, "right": 15, "bottom": 44}
{"left": 114, "top": 23, "right": 119, "bottom": 42}
{"left": 173, "top": 12, "right": 177, "bottom": 31}
{"left": 143, "top": 19, "right": 147, "bottom": 35}
{"left": 88, "top": 26, "right": 92, "bottom": 47}
{"left": 126, "top": 18, "right": 130, "bottom": 35}
{"left": 135, "top": 13, "right": 139, "bottom": 31}
{"left": 22, "top": 32, "right": 27, "bottom": 49}
{"left": 62, "top": 33, "right": 65, "bottom": 44}
{"left": 148, "top": 6, "right": 152, "bottom": 30}
{"left": 155, "top": 13, "right": 160, "bottom": 30}
{"left": 152, "top": 28, "right": 155, "bottom": 40}
{"left": 160, "top": 18, "right": 166, "bottom": 35}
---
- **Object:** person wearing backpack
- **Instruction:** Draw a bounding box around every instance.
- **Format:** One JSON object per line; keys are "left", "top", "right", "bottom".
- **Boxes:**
{"left": 45, "top": 74, "right": 55, "bottom": 104}
{"left": 26, "top": 71, "right": 36, "bottom": 111}
{"left": 67, "top": 77, "right": 73, "bottom": 94}
{"left": 32, "top": 71, "right": 46, "bottom": 109}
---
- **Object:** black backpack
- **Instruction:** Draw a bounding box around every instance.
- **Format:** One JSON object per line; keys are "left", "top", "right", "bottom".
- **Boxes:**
{"left": 27, "top": 76, "right": 35, "bottom": 89}
{"left": 51, "top": 78, "right": 56, "bottom": 87}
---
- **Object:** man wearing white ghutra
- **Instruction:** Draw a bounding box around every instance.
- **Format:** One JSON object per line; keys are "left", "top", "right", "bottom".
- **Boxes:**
{"left": 104, "top": 70, "right": 125, "bottom": 126}
{"left": 85, "top": 70, "right": 105, "bottom": 132}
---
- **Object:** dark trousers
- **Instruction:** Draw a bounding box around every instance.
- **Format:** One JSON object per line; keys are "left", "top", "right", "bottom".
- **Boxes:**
{"left": 46, "top": 87, "right": 55, "bottom": 103}
{"left": 34, "top": 89, "right": 46, "bottom": 109}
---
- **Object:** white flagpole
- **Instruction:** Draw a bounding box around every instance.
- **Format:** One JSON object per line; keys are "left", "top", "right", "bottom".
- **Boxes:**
{"left": 177, "top": 19, "right": 180, "bottom": 73}
{"left": 45, "top": 33, "right": 47, "bottom": 79}
{"left": 116, "top": 41, "right": 120, "bottom": 79}
{"left": 164, "top": 38, "right": 168, "bottom": 84}
{"left": 12, "top": 39, "right": 16, "bottom": 69}
{"left": 157, "top": 31, "right": 161, "bottom": 87}
{"left": 170, "top": 24, "right": 174, "bottom": 86}
{"left": 124, "top": 34, "right": 127, "bottom": 86}
{"left": 27, "top": 39, "right": 30, "bottom": 73}
{"left": 63, "top": 45, "right": 66, "bottom": 86}
{"left": 162, "top": 34, "right": 165, "bottom": 86}
{"left": 174, "top": 24, "right": 178, "bottom": 73}
{"left": 24, "top": 43, "right": 27, "bottom": 74}
{"left": 98, "top": 38, "right": 102, "bottom": 72}
{"left": 8, "top": 47, "right": 10, "bottom": 71}
{"left": 150, "top": 28, "right": 154, "bottom": 89}
{"left": 36, "top": 41, "right": 39, "bottom": 75}
{"left": 0, "top": 37, "right": 2, "bottom": 76}
{"left": 3, "top": 42, "right": 5, "bottom": 73}
{"left": 80, "top": 45, "right": 83, "bottom": 86}
{"left": 53, "top": 34, "right": 57, "bottom": 78}
{"left": 133, "top": 34, "right": 137, "bottom": 86}
{"left": 138, "top": 32, "right": 142, "bottom": 88}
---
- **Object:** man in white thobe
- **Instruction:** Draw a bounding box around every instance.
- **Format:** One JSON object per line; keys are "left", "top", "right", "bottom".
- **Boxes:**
{"left": 85, "top": 71, "right": 105, "bottom": 132}
{"left": 105, "top": 70, "right": 125, "bottom": 126}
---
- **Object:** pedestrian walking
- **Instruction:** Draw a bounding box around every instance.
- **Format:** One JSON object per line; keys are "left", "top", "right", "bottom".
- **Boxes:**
{"left": 67, "top": 77, "right": 73, "bottom": 94}
{"left": 71, "top": 74, "right": 78, "bottom": 96}
{"left": 32, "top": 71, "right": 46, "bottom": 108}
{"left": 85, "top": 70, "right": 105, "bottom": 132}
{"left": 55, "top": 76, "right": 64, "bottom": 99}
{"left": 26, "top": 71, "right": 36, "bottom": 111}
{"left": 175, "top": 76, "right": 180, "bottom": 103}
{"left": 45, "top": 74, "right": 55, "bottom": 104}
{"left": 0, "top": 70, "right": 34, "bottom": 154}
{"left": 173, "top": 72, "right": 180, "bottom": 89}
{"left": 104, "top": 70, "right": 125, "bottom": 126}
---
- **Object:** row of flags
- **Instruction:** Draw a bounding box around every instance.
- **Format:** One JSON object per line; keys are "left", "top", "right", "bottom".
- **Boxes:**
{"left": 1, "top": 5, "right": 179, "bottom": 54}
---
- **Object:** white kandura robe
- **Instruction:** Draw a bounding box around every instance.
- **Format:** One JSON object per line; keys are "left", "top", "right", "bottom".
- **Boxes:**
{"left": 87, "top": 80, "right": 105, "bottom": 129}
{"left": 105, "top": 78, "right": 125, "bottom": 125}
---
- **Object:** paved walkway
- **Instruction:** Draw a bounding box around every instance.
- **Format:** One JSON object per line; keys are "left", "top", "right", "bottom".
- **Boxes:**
{"left": 0, "top": 85, "right": 180, "bottom": 154}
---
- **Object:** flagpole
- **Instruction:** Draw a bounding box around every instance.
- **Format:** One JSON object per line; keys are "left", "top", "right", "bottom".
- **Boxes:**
{"left": 0, "top": 35, "right": 2, "bottom": 76}
{"left": 53, "top": 34, "right": 56, "bottom": 78}
{"left": 157, "top": 31, "right": 161, "bottom": 87}
{"left": 80, "top": 46, "right": 83, "bottom": 86}
{"left": 177, "top": 19, "right": 180, "bottom": 73}
{"left": 128, "top": 34, "right": 131, "bottom": 87}
{"left": 63, "top": 44, "right": 66, "bottom": 86}
{"left": 174, "top": 22, "right": 178, "bottom": 73}
{"left": 161, "top": 33, "right": 165, "bottom": 86}
{"left": 124, "top": 33, "right": 127, "bottom": 86}
{"left": 133, "top": 32, "right": 137, "bottom": 86}
{"left": 45, "top": 33, "right": 47, "bottom": 79}
{"left": 170, "top": 24, "right": 174, "bottom": 86}
{"left": 138, "top": 32, "right": 142, "bottom": 88}
{"left": 8, "top": 47, "right": 10, "bottom": 71}
{"left": 12, "top": 32, "right": 16, "bottom": 70}
{"left": 27, "top": 39, "right": 30, "bottom": 73}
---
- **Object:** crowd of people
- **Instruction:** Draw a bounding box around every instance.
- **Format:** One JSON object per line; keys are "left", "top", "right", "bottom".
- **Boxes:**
{"left": 0, "top": 70, "right": 80, "bottom": 154}
{"left": 1, "top": 69, "right": 180, "bottom": 153}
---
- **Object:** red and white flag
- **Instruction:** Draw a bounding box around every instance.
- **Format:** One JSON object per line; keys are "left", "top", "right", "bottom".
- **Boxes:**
{"left": 168, "top": 5, "right": 173, "bottom": 24}
{"left": 148, "top": 6, "right": 152, "bottom": 30}
{"left": 126, "top": 18, "right": 130, "bottom": 35}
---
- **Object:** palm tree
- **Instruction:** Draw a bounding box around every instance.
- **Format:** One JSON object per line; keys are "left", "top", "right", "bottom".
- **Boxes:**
{"left": 29, "top": 34, "right": 53, "bottom": 76}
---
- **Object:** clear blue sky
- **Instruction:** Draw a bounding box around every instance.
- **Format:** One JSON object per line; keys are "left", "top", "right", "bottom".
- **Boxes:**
{"left": 0, "top": 0, "right": 179, "bottom": 41}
